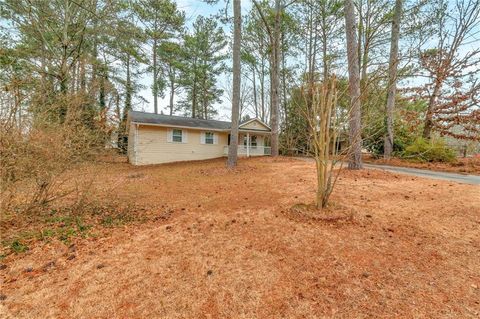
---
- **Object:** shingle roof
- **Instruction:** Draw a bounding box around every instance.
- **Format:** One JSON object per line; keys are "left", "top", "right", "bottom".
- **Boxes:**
{"left": 129, "top": 111, "right": 232, "bottom": 130}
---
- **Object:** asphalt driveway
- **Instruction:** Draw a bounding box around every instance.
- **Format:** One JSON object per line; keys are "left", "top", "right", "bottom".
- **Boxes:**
{"left": 363, "top": 163, "right": 480, "bottom": 185}
{"left": 295, "top": 157, "right": 480, "bottom": 185}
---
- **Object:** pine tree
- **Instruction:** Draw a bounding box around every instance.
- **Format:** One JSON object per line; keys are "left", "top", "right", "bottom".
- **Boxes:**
{"left": 178, "top": 16, "right": 227, "bottom": 119}
{"left": 384, "top": 0, "right": 403, "bottom": 158}
{"left": 227, "top": 0, "right": 242, "bottom": 168}
{"left": 158, "top": 42, "right": 185, "bottom": 115}
{"left": 133, "top": 0, "right": 184, "bottom": 114}
{"left": 344, "top": 0, "right": 363, "bottom": 169}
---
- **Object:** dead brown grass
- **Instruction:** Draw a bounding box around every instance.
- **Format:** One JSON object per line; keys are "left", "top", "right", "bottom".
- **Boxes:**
{"left": 1, "top": 157, "right": 479, "bottom": 318}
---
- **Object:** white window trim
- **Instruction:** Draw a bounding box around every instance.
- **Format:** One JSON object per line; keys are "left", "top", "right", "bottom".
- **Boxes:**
{"left": 205, "top": 132, "right": 214, "bottom": 144}
{"left": 200, "top": 131, "right": 217, "bottom": 145}
{"left": 168, "top": 128, "right": 188, "bottom": 143}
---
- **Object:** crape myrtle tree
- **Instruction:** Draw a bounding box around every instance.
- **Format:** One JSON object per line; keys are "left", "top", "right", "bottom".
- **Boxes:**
{"left": 302, "top": 76, "right": 343, "bottom": 209}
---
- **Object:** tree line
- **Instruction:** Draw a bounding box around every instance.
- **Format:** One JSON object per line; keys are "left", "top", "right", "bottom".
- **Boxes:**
{"left": 1, "top": 0, "right": 228, "bottom": 145}
{"left": 1, "top": 0, "right": 479, "bottom": 167}
{"left": 226, "top": 0, "right": 479, "bottom": 168}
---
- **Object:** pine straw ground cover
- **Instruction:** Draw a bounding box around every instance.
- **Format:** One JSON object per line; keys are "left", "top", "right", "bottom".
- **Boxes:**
{"left": 0, "top": 157, "right": 479, "bottom": 318}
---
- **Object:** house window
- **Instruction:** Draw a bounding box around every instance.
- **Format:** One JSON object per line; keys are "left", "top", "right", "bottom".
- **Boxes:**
{"left": 205, "top": 132, "right": 214, "bottom": 144}
{"left": 243, "top": 135, "right": 257, "bottom": 148}
{"left": 251, "top": 135, "right": 257, "bottom": 148}
{"left": 172, "top": 129, "right": 183, "bottom": 142}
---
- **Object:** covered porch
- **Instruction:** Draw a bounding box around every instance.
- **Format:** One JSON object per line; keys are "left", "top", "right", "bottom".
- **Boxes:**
{"left": 223, "top": 131, "right": 271, "bottom": 157}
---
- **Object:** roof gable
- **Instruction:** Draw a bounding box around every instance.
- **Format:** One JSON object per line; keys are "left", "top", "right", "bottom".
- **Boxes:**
{"left": 239, "top": 118, "right": 271, "bottom": 131}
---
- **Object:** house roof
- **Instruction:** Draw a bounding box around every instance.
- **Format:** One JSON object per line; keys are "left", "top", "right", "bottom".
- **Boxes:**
{"left": 128, "top": 111, "right": 270, "bottom": 132}
{"left": 129, "top": 111, "right": 232, "bottom": 130}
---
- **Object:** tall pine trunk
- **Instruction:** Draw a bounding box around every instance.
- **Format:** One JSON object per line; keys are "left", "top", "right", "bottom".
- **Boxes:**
{"left": 192, "top": 80, "right": 197, "bottom": 118}
{"left": 153, "top": 37, "right": 158, "bottom": 114}
{"left": 118, "top": 55, "right": 132, "bottom": 154}
{"left": 260, "top": 59, "right": 265, "bottom": 122}
{"left": 227, "top": 0, "right": 241, "bottom": 168}
{"left": 125, "top": 56, "right": 132, "bottom": 115}
{"left": 169, "top": 72, "right": 175, "bottom": 116}
{"left": 344, "top": 0, "right": 363, "bottom": 169}
{"left": 281, "top": 31, "right": 288, "bottom": 130}
{"left": 270, "top": 0, "right": 281, "bottom": 157}
{"left": 384, "top": 0, "right": 402, "bottom": 158}
{"left": 252, "top": 66, "right": 258, "bottom": 118}
{"left": 321, "top": 12, "right": 328, "bottom": 80}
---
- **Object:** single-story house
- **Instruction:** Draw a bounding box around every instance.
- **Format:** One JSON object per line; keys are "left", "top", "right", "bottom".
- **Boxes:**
{"left": 127, "top": 111, "right": 272, "bottom": 165}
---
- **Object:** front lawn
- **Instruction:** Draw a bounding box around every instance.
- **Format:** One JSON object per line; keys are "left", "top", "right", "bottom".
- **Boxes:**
{"left": 1, "top": 157, "right": 479, "bottom": 318}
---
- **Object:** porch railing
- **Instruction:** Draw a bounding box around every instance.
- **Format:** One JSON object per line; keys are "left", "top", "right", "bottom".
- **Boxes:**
{"left": 223, "top": 145, "right": 271, "bottom": 156}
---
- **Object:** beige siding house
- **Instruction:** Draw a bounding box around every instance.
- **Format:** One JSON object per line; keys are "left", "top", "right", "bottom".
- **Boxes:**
{"left": 127, "top": 111, "right": 271, "bottom": 165}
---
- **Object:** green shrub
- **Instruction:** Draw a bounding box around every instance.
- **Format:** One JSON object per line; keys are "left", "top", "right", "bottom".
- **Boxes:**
{"left": 10, "top": 240, "right": 29, "bottom": 253}
{"left": 402, "top": 138, "right": 456, "bottom": 162}
{"left": 363, "top": 122, "right": 417, "bottom": 157}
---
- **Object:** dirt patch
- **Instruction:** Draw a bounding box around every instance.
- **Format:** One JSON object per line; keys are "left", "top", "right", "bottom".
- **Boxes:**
{"left": 1, "top": 157, "right": 479, "bottom": 318}
{"left": 364, "top": 154, "right": 480, "bottom": 175}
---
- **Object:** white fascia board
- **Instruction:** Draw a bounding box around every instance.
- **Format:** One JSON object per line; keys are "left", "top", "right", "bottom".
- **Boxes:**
{"left": 131, "top": 122, "right": 229, "bottom": 132}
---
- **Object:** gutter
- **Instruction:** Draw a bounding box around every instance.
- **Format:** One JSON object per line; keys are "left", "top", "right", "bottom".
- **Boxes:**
{"left": 131, "top": 122, "right": 228, "bottom": 132}
{"left": 131, "top": 122, "right": 272, "bottom": 134}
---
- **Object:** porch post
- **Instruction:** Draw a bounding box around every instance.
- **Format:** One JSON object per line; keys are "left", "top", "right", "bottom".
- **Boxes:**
{"left": 247, "top": 132, "right": 250, "bottom": 157}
